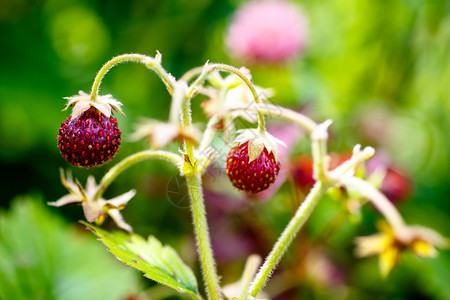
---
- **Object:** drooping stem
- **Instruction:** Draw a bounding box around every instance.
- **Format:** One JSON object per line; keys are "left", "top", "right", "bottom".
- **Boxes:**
{"left": 186, "top": 173, "right": 222, "bottom": 300}
{"left": 181, "top": 66, "right": 205, "bottom": 83}
{"left": 90, "top": 53, "right": 176, "bottom": 101}
{"left": 230, "top": 103, "right": 317, "bottom": 134}
{"left": 184, "top": 63, "right": 267, "bottom": 134}
{"left": 210, "top": 64, "right": 266, "bottom": 134}
{"left": 339, "top": 176, "right": 407, "bottom": 233}
{"left": 95, "top": 150, "right": 181, "bottom": 200}
{"left": 246, "top": 182, "right": 327, "bottom": 297}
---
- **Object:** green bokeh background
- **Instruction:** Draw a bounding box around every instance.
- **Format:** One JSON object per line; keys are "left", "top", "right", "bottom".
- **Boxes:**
{"left": 0, "top": 0, "right": 449, "bottom": 299}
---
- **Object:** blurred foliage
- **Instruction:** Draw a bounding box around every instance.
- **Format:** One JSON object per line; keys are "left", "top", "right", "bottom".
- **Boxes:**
{"left": 0, "top": 0, "right": 449, "bottom": 299}
{"left": 0, "top": 195, "right": 140, "bottom": 300}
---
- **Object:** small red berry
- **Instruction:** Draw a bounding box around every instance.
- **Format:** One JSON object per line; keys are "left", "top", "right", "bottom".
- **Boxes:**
{"left": 380, "top": 167, "right": 412, "bottom": 204}
{"left": 225, "top": 142, "right": 280, "bottom": 194}
{"left": 57, "top": 107, "right": 121, "bottom": 168}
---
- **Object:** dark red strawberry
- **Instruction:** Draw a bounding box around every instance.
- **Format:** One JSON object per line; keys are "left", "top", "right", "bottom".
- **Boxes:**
{"left": 225, "top": 142, "right": 280, "bottom": 194}
{"left": 57, "top": 107, "right": 121, "bottom": 168}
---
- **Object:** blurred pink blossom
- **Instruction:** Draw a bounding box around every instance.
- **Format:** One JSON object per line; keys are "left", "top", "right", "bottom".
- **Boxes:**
{"left": 226, "top": 0, "right": 308, "bottom": 64}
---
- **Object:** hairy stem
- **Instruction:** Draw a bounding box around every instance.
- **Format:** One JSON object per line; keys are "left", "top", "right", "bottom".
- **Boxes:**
{"left": 210, "top": 64, "right": 266, "bottom": 134}
{"left": 90, "top": 53, "right": 175, "bottom": 100}
{"left": 339, "top": 176, "right": 406, "bottom": 233}
{"left": 178, "top": 76, "right": 221, "bottom": 299}
{"left": 230, "top": 103, "right": 317, "bottom": 134}
{"left": 246, "top": 182, "right": 327, "bottom": 298}
{"left": 95, "top": 150, "right": 181, "bottom": 200}
{"left": 181, "top": 66, "right": 205, "bottom": 83}
{"left": 186, "top": 174, "right": 222, "bottom": 300}
{"left": 177, "top": 81, "right": 196, "bottom": 161}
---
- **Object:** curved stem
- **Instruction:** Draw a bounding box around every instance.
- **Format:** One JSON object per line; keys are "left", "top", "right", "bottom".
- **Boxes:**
{"left": 246, "top": 182, "right": 327, "bottom": 298}
{"left": 186, "top": 173, "right": 222, "bottom": 300}
{"left": 339, "top": 176, "right": 407, "bottom": 233}
{"left": 95, "top": 150, "right": 181, "bottom": 200}
{"left": 230, "top": 103, "right": 317, "bottom": 134}
{"left": 90, "top": 53, "right": 176, "bottom": 100}
{"left": 181, "top": 66, "right": 204, "bottom": 83}
{"left": 210, "top": 64, "right": 266, "bottom": 134}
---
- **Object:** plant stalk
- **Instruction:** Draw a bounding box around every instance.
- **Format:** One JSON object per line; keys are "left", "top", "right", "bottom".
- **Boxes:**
{"left": 95, "top": 150, "right": 181, "bottom": 200}
{"left": 246, "top": 182, "right": 327, "bottom": 298}
{"left": 186, "top": 173, "right": 222, "bottom": 300}
{"left": 90, "top": 53, "right": 175, "bottom": 100}
{"left": 210, "top": 64, "right": 266, "bottom": 134}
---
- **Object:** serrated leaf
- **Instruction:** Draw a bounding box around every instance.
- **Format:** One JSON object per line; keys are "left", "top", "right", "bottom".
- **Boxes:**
{"left": 82, "top": 222, "right": 202, "bottom": 299}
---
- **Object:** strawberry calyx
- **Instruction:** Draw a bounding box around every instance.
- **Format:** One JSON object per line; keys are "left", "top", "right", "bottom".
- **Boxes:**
{"left": 232, "top": 128, "right": 286, "bottom": 163}
{"left": 63, "top": 90, "right": 125, "bottom": 119}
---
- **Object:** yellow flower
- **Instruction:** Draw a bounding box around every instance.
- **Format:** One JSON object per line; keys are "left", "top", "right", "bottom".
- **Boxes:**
{"left": 355, "top": 220, "right": 447, "bottom": 277}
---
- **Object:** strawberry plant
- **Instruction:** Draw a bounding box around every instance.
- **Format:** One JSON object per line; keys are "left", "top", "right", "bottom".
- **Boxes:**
{"left": 51, "top": 53, "right": 448, "bottom": 300}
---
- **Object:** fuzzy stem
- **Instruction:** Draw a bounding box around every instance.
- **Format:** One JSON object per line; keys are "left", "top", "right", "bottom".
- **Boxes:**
{"left": 181, "top": 66, "right": 205, "bottom": 83}
{"left": 339, "top": 176, "right": 407, "bottom": 233}
{"left": 230, "top": 103, "right": 317, "bottom": 134}
{"left": 178, "top": 78, "right": 222, "bottom": 299}
{"left": 246, "top": 182, "right": 327, "bottom": 297}
{"left": 90, "top": 53, "right": 175, "bottom": 100}
{"left": 210, "top": 64, "right": 265, "bottom": 134}
{"left": 186, "top": 173, "right": 222, "bottom": 300}
{"left": 177, "top": 81, "right": 196, "bottom": 161}
{"left": 95, "top": 150, "right": 181, "bottom": 200}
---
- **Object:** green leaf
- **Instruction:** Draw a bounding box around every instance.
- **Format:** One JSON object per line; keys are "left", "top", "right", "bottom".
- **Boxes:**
{"left": 82, "top": 221, "right": 202, "bottom": 299}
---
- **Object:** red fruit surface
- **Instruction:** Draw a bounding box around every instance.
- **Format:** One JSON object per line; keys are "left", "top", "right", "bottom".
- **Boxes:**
{"left": 225, "top": 142, "right": 280, "bottom": 194}
{"left": 57, "top": 107, "right": 121, "bottom": 168}
{"left": 291, "top": 153, "right": 353, "bottom": 190}
{"left": 380, "top": 168, "right": 412, "bottom": 204}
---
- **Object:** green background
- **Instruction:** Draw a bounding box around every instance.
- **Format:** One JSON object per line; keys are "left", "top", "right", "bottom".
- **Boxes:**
{"left": 0, "top": 0, "right": 449, "bottom": 299}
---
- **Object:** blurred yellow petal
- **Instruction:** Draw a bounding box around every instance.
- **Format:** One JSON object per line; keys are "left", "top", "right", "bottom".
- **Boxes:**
{"left": 379, "top": 247, "right": 399, "bottom": 278}
{"left": 376, "top": 220, "right": 394, "bottom": 236}
{"left": 412, "top": 240, "right": 437, "bottom": 257}
{"left": 355, "top": 233, "right": 390, "bottom": 257}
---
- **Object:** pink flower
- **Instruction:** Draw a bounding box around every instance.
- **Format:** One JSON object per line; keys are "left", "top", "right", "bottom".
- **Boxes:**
{"left": 226, "top": 0, "right": 308, "bottom": 64}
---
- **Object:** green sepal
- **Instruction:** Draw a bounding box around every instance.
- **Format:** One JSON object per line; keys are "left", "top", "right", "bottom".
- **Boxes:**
{"left": 248, "top": 138, "right": 265, "bottom": 163}
{"left": 81, "top": 222, "right": 202, "bottom": 299}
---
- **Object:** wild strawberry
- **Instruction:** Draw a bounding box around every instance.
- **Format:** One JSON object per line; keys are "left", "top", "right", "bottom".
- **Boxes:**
{"left": 57, "top": 90, "right": 125, "bottom": 168}
{"left": 226, "top": 142, "right": 280, "bottom": 194}
{"left": 58, "top": 107, "right": 121, "bottom": 167}
{"left": 225, "top": 129, "right": 284, "bottom": 194}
